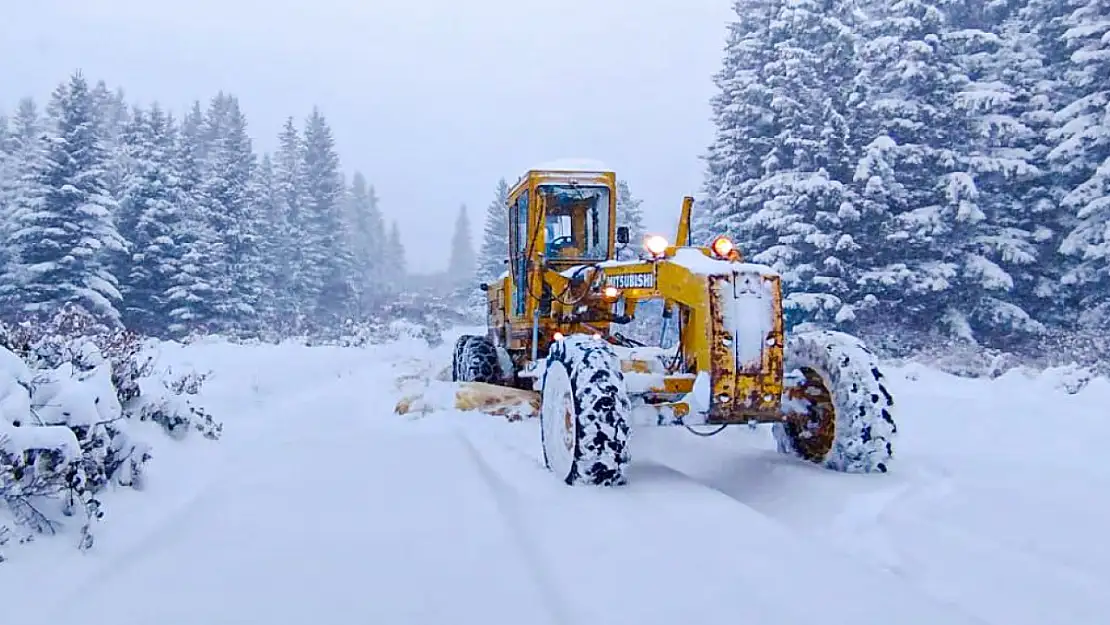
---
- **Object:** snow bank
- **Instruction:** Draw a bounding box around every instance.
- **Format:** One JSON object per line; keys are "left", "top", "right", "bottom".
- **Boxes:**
{"left": 0, "top": 306, "right": 221, "bottom": 559}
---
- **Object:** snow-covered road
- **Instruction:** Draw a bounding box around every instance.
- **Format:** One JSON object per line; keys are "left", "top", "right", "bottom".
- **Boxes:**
{"left": 3, "top": 329, "right": 1108, "bottom": 625}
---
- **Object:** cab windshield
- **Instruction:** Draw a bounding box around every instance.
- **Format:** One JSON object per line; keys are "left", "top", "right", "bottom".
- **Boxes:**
{"left": 540, "top": 184, "right": 611, "bottom": 261}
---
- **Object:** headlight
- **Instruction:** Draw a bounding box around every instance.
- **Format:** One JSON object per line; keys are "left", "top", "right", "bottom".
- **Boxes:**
{"left": 710, "top": 235, "right": 736, "bottom": 259}
{"left": 643, "top": 234, "right": 668, "bottom": 258}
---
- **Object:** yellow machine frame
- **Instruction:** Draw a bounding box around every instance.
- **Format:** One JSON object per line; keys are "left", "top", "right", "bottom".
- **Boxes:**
{"left": 481, "top": 165, "right": 786, "bottom": 426}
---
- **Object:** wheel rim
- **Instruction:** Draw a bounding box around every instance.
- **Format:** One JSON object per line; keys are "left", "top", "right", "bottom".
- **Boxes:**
{"left": 541, "top": 362, "right": 575, "bottom": 479}
{"left": 781, "top": 367, "right": 836, "bottom": 461}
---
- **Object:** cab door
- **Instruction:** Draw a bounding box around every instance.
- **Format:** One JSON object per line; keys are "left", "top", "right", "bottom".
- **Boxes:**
{"left": 509, "top": 190, "right": 530, "bottom": 318}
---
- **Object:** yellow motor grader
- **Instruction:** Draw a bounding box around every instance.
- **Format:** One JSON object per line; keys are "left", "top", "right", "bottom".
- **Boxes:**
{"left": 397, "top": 160, "right": 896, "bottom": 486}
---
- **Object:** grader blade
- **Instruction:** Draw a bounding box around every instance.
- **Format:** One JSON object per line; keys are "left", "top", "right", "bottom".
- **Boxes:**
{"left": 394, "top": 381, "right": 540, "bottom": 421}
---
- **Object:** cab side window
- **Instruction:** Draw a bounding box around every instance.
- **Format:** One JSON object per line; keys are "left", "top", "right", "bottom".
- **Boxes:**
{"left": 512, "top": 190, "right": 529, "bottom": 315}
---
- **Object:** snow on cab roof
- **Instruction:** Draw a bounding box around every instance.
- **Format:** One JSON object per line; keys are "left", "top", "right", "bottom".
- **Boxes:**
{"left": 530, "top": 158, "right": 613, "bottom": 173}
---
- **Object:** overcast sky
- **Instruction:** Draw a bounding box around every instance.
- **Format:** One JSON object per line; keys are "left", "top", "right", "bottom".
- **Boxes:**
{"left": 2, "top": 0, "right": 734, "bottom": 274}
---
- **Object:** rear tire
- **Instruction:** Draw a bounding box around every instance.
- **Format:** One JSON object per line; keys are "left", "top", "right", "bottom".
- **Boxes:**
{"left": 540, "top": 334, "right": 631, "bottom": 486}
{"left": 452, "top": 335, "right": 501, "bottom": 383}
{"left": 773, "top": 330, "right": 896, "bottom": 473}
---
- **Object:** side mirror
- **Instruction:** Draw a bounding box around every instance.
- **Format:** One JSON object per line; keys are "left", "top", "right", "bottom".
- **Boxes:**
{"left": 479, "top": 283, "right": 489, "bottom": 291}
{"left": 616, "top": 226, "right": 630, "bottom": 245}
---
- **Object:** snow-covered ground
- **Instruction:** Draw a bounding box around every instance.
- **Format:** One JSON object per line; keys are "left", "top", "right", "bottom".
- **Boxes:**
{"left": 2, "top": 327, "right": 1108, "bottom": 625}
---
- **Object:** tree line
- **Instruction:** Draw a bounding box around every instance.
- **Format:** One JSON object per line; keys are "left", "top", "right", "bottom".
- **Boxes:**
{"left": 696, "top": 0, "right": 1108, "bottom": 353}
{"left": 0, "top": 71, "right": 408, "bottom": 340}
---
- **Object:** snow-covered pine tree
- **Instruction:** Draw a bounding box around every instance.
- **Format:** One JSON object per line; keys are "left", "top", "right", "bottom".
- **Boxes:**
{"left": 475, "top": 178, "right": 510, "bottom": 283}
{"left": 301, "top": 107, "right": 356, "bottom": 326}
{"left": 248, "top": 153, "right": 282, "bottom": 330}
{"left": 90, "top": 81, "right": 128, "bottom": 149}
{"left": 0, "top": 114, "right": 12, "bottom": 294}
{"left": 115, "top": 104, "right": 186, "bottom": 336}
{"left": 346, "top": 171, "right": 387, "bottom": 315}
{"left": 0, "top": 98, "right": 46, "bottom": 316}
{"left": 447, "top": 203, "right": 476, "bottom": 286}
{"left": 1051, "top": 0, "right": 1110, "bottom": 328}
{"left": 4, "top": 72, "right": 126, "bottom": 325}
{"left": 950, "top": 2, "right": 1061, "bottom": 339}
{"left": 1010, "top": 0, "right": 1081, "bottom": 331}
{"left": 115, "top": 106, "right": 148, "bottom": 323}
{"left": 751, "top": 0, "right": 860, "bottom": 327}
{"left": 164, "top": 101, "right": 220, "bottom": 337}
{"left": 703, "top": 0, "right": 860, "bottom": 327}
{"left": 272, "top": 116, "right": 306, "bottom": 327}
{"left": 200, "top": 94, "right": 263, "bottom": 335}
{"left": 688, "top": 192, "right": 713, "bottom": 247}
{"left": 940, "top": 0, "right": 1053, "bottom": 344}
{"left": 199, "top": 93, "right": 232, "bottom": 161}
{"left": 387, "top": 221, "right": 407, "bottom": 284}
{"left": 849, "top": 0, "right": 997, "bottom": 343}
{"left": 615, "top": 179, "right": 646, "bottom": 260}
{"left": 700, "top": 0, "right": 781, "bottom": 256}
{"left": 90, "top": 80, "right": 130, "bottom": 206}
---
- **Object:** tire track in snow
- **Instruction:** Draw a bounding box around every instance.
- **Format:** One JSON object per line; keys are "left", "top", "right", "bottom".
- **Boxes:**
{"left": 638, "top": 443, "right": 1109, "bottom": 625}
{"left": 454, "top": 427, "right": 576, "bottom": 625}
{"left": 643, "top": 428, "right": 1110, "bottom": 625}
{"left": 626, "top": 458, "right": 994, "bottom": 625}
{"left": 455, "top": 417, "right": 988, "bottom": 625}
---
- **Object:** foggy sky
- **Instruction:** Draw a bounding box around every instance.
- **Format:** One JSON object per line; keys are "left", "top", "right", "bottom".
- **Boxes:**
{"left": 1, "top": 0, "right": 734, "bottom": 274}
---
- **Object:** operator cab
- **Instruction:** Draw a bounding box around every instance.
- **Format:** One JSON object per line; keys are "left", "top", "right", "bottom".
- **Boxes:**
{"left": 541, "top": 183, "right": 611, "bottom": 261}
{"left": 504, "top": 162, "right": 618, "bottom": 318}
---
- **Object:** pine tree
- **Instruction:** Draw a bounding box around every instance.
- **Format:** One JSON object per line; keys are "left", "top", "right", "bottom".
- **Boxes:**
{"left": 90, "top": 80, "right": 130, "bottom": 203}
{"left": 689, "top": 192, "right": 713, "bottom": 247}
{"left": 700, "top": 0, "right": 780, "bottom": 253}
{"left": 387, "top": 221, "right": 407, "bottom": 282}
{"left": 1010, "top": 0, "right": 1079, "bottom": 330}
{"left": 4, "top": 72, "right": 126, "bottom": 324}
{"left": 849, "top": 0, "right": 990, "bottom": 341}
{"left": 0, "top": 114, "right": 12, "bottom": 303}
{"left": 116, "top": 104, "right": 186, "bottom": 336}
{"left": 704, "top": 0, "right": 861, "bottom": 326}
{"left": 248, "top": 153, "right": 281, "bottom": 329}
{"left": 475, "top": 178, "right": 510, "bottom": 282}
{"left": 447, "top": 203, "right": 476, "bottom": 285}
{"left": 165, "top": 101, "right": 220, "bottom": 337}
{"left": 346, "top": 171, "right": 387, "bottom": 314}
{"left": 201, "top": 94, "right": 263, "bottom": 334}
{"left": 942, "top": 0, "right": 1053, "bottom": 342}
{"left": 0, "top": 98, "right": 46, "bottom": 315}
{"left": 1052, "top": 0, "right": 1110, "bottom": 327}
{"left": 272, "top": 116, "right": 305, "bottom": 325}
{"left": 301, "top": 107, "right": 355, "bottom": 325}
{"left": 761, "top": 0, "right": 860, "bottom": 326}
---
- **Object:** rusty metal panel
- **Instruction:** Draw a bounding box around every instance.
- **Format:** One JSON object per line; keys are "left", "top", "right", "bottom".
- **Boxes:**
{"left": 707, "top": 275, "right": 738, "bottom": 423}
{"left": 705, "top": 271, "right": 784, "bottom": 424}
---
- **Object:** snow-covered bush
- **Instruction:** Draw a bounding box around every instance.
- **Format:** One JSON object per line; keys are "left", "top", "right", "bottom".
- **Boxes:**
{"left": 849, "top": 319, "right": 1107, "bottom": 380}
{"left": 289, "top": 288, "right": 478, "bottom": 349}
{"left": 0, "top": 305, "right": 221, "bottom": 559}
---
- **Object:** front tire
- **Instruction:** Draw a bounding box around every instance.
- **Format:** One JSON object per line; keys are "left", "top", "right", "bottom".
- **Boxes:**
{"left": 540, "top": 334, "right": 631, "bottom": 486}
{"left": 452, "top": 335, "right": 501, "bottom": 383}
{"left": 773, "top": 330, "right": 896, "bottom": 473}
